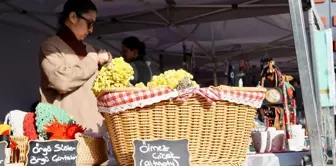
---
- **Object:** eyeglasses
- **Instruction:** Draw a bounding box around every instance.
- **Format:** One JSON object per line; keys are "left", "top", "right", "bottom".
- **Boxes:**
{"left": 76, "top": 13, "right": 95, "bottom": 29}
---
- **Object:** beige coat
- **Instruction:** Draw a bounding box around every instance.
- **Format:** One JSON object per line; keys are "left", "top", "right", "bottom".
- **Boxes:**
{"left": 39, "top": 36, "right": 105, "bottom": 134}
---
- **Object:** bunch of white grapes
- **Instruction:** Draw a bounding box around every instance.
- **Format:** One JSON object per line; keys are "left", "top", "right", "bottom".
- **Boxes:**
{"left": 136, "top": 69, "right": 198, "bottom": 89}
{"left": 92, "top": 57, "right": 134, "bottom": 96}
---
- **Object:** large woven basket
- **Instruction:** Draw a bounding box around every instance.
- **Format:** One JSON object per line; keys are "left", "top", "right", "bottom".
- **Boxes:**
{"left": 101, "top": 86, "right": 266, "bottom": 166}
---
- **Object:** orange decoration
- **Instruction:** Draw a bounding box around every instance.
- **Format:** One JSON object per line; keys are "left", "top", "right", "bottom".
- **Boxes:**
{"left": 44, "top": 116, "right": 85, "bottom": 140}
{"left": 10, "top": 139, "right": 18, "bottom": 149}
{"left": 66, "top": 124, "right": 85, "bottom": 139}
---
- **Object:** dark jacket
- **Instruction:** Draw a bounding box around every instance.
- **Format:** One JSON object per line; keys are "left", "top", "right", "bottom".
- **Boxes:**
{"left": 130, "top": 55, "right": 152, "bottom": 85}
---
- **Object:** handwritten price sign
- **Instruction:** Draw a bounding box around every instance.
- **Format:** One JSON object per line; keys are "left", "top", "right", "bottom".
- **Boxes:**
{"left": 133, "top": 139, "right": 190, "bottom": 166}
{"left": 26, "top": 140, "right": 78, "bottom": 166}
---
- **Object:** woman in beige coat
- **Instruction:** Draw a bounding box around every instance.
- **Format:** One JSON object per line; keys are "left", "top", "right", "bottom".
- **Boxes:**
{"left": 39, "top": 0, "right": 110, "bottom": 134}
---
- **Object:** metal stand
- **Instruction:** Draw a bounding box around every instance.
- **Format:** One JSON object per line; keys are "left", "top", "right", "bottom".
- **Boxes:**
{"left": 289, "top": 0, "right": 336, "bottom": 165}
{"left": 288, "top": 0, "right": 325, "bottom": 165}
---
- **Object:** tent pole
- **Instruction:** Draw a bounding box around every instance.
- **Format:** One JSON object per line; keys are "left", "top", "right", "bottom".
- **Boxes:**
{"left": 118, "top": 20, "right": 165, "bottom": 26}
{"left": 142, "top": 1, "right": 214, "bottom": 61}
{"left": 255, "top": 17, "right": 291, "bottom": 32}
{"left": 144, "top": 3, "right": 170, "bottom": 24}
{"left": 158, "top": 24, "right": 200, "bottom": 50}
{"left": 211, "top": 22, "right": 218, "bottom": 86}
{"left": 220, "top": 34, "right": 293, "bottom": 60}
{"left": 176, "top": 26, "right": 213, "bottom": 59}
{"left": 174, "top": 0, "right": 261, "bottom": 25}
{"left": 174, "top": 4, "right": 288, "bottom": 8}
{"left": 4, "top": 2, "right": 56, "bottom": 31}
{"left": 117, "top": 10, "right": 150, "bottom": 20}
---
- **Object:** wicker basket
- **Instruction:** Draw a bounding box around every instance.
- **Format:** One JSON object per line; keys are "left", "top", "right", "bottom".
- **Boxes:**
{"left": 101, "top": 86, "right": 266, "bottom": 166}
{"left": 10, "top": 136, "right": 28, "bottom": 164}
{"left": 76, "top": 134, "right": 108, "bottom": 165}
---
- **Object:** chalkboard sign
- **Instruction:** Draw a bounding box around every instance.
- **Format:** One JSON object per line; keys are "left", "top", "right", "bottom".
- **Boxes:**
{"left": 0, "top": 141, "right": 7, "bottom": 166}
{"left": 26, "top": 140, "right": 78, "bottom": 166}
{"left": 133, "top": 139, "right": 190, "bottom": 166}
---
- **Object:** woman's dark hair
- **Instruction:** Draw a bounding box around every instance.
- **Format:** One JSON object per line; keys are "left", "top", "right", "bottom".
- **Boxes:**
{"left": 58, "top": 0, "right": 97, "bottom": 25}
{"left": 122, "top": 36, "right": 146, "bottom": 57}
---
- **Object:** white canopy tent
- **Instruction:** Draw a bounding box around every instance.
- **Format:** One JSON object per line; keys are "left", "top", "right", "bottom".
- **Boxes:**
{"left": 0, "top": 0, "right": 296, "bottom": 116}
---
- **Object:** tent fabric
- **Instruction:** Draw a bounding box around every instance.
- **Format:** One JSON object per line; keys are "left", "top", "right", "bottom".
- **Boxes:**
{"left": 100, "top": 13, "right": 296, "bottom": 75}
{"left": 0, "top": 0, "right": 299, "bottom": 115}
{"left": 0, "top": 0, "right": 299, "bottom": 78}
{"left": 0, "top": 0, "right": 297, "bottom": 75}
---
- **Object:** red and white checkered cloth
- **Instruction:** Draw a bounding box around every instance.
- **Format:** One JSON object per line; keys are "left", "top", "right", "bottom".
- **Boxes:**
{"left": 97, "top": 88, "right": 178, "bottom": 113}
{"left": 178, "top": 87, "right": 265, "bottom": 107}
{"left": 98, "top": 87, "right": 266, "bottom": 113}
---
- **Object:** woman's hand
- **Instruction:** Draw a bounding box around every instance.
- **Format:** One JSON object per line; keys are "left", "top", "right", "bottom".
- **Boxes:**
{"left": 97, "top": 50, "right": 112, "bottom": 66}
{"left": 107, "top": 52, "right": 112, "bottom": 61}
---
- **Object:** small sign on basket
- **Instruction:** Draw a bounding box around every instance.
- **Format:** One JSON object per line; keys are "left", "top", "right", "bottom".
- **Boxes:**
{"left": 26, "top": 140, "right": 78, "bottom": 166}
{"left": 0, "top": 141, "right": 7, "bottom": 166}
{"left": 133, "top": 139, "right": 190, "bottom": 166}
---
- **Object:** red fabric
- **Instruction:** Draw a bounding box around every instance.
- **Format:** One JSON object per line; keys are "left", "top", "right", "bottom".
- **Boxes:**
{"left": 23, "top": 113, "right": 38, "bottom": 140}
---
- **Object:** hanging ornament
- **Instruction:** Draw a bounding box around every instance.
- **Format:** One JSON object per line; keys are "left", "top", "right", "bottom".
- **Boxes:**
{"left": 239, "top": 58, "right": 247, "bottom": 72}
{"left": 182, "top": 42, "right": 193, "bottom": 73}
{"left": 228, "top": 63, "right": 235, "bottom": 86}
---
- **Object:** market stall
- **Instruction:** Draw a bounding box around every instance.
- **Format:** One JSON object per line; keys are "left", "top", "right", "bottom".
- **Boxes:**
{"left": 0, "top": 56, "right": 310, "bottom": 166}
{"left": 0, "top": 60, "right": 258, "bottom": 165}
{"left": 0, "top": 0, "right": 313, "bottom": 165}
{"left": 0, "top": 0, "right": 296, "bottom": 116}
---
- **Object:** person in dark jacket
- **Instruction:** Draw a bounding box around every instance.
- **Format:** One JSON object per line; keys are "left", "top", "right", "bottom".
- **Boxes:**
{"left": 122, "top": 36, "right": 152, "bottom": 85}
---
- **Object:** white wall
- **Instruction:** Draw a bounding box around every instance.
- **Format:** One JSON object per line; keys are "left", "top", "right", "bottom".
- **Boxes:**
{"left": 0, "top": 23, "right": 116, "bottom": 120}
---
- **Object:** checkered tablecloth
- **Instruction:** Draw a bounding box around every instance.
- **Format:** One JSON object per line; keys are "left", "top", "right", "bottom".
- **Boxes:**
{"left": 98, "top": 87, "right": 265, "bottom": 113}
